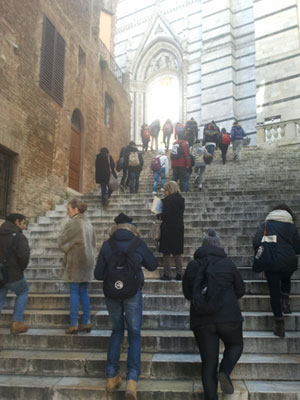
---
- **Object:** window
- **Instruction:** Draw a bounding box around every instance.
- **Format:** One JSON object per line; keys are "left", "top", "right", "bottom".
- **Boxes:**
{"left": 105, "top": 93, "right": 113, "bottom": 128}
{"left": 40, "top": 15, "right": 65, "bottom": 106}
{"left": 99, "top": 10, "right": 112, "bottom": 51}
{"left": 77, "top": 46, "right": 86, "bottom": 79}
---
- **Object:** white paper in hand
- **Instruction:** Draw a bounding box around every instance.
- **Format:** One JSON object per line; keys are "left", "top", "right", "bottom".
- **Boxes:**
{"left": 151, "top": 196, "right": 163, "bottom": 214}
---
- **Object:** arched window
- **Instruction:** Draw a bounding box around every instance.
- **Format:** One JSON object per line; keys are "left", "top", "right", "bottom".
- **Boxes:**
{"left": 69, "top": 109, "right": 83, "bottom": 192}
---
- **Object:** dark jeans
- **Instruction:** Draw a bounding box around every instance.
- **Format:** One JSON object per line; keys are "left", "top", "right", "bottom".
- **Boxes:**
{"left": 219, "top": 144, "right": 229, "bottom": 164}
{"left": 129, "top": 171, "right": 140, "bottom": 194}
{"left": 142, "top": 139, "right": 149, "bottom": 153}
{"left": 193, "top": 322, "right": 243, "bottom": 400}
{"left": 172, "top": 166, "right": 186, "bottom": 191}
{"left": 100, "top": 182, "right": 112, "bottom": 205}
{"left": 163, "top": 132, "right": 172, "bottom": 150}
{"left": 120, "top": 168, "right": 129, "bottom": 187}
{"left": 265, "top": 271, "right": 293, "bottom": 317}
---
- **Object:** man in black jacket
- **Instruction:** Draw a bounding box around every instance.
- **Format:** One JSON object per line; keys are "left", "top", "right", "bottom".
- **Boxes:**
{"left": 0, "top": 213, "right": 30, "bottom": 333}
{"left": 183, "top": 229, "right": 245, "bottom": 399}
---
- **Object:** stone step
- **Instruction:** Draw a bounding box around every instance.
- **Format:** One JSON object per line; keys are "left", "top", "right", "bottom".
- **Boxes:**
{"left": 0, "top": 348, "right": 298, "bottom": 380}
{"left": 4, "top": 293, "right": 300, "bottom": 312}
{"left": 23, "top": 279, "right": 300, "bottom": 295}
{"left": 1, "top": 309, "right": 300, "bottom": 331}
{"left": 5, "top": 375, "right": 294, "bottom": 400}
{"left": 0, "top": 328, "right": 299, "bottom": 354}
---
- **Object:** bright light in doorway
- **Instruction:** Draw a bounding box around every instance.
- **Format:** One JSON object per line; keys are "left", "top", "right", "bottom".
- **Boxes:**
{"left": 146, "top": 75, "right": 180, "bottom": 125}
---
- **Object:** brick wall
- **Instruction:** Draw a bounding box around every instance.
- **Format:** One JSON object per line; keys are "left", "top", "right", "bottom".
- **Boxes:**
{"left": 0, "top": 0, "right": 131, "bottom": 218}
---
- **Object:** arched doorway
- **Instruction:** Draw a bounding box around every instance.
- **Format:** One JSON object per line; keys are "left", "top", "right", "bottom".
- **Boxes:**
{"left": 68, "top": 109, "right": 83, "bottom": 191}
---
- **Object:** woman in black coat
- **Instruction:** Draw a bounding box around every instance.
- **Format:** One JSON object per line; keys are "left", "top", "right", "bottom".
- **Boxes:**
{"left": 253, "top": 204, "right": 300, "bottom": 338}
{"left": 95, "top": 147, "right": 117, "bottom": 206}
{"left": 183, "top": 230, "right": 245, "bottom": 400}
{"left": 158, "top": 181, "right": 185, "bottom": 280}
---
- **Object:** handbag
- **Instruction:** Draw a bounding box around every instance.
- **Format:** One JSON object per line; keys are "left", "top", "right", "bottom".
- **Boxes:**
{"left": 148, "top": 222, "right": 161, "bottom": 241}
{"left": 252, "top": 222, "right": 277, "bottom": 273}
{"left": 108, "top": 172, "right": 119, "bottom": 192}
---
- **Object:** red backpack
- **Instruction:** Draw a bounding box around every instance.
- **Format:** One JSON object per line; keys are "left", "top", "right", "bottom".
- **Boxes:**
{"left": 150, "top": 156, "right": 162, "bottom": 172}
{"left": 221, "top": 133, "right": 230, "bottom": 145}
{"left": 143, "top": 128, "right": 150, "bottom": 141}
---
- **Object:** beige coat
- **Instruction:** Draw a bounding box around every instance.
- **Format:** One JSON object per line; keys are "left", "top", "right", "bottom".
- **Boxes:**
{"left": 58, "top": 213, "right": 96, "bottom": 283}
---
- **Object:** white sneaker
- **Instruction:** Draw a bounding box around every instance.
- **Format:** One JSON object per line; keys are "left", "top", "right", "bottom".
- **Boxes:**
{"left": 160, "top": 188, "right": 164, "bottom": 191}
{"left": 198, "top": 184, "right": 202, "bottom": 189}
{"left": 152, "top": 191, "right": 157, "bottom": 194}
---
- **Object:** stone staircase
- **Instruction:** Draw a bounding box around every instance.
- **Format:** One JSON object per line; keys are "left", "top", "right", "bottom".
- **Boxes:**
{"left": 1, "top": 144, "right": 300, "bottom": 399}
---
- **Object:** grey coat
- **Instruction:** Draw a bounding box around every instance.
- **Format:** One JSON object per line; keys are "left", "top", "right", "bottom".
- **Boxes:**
{"left": 58, "top": 213, "right": 96, "bottom": 282}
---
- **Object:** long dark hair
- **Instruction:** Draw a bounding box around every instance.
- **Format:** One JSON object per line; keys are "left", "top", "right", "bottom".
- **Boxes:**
{"left": 272, "top": 204, "right": 296, "bottom": 223}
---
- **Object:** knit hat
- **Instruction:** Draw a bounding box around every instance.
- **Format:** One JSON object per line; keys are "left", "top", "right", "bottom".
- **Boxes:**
{"left": 202, "top": 229, "right": 221, "bottom": 248}
{"left": 114, "top": 213, "right": 133, "bottom": 225}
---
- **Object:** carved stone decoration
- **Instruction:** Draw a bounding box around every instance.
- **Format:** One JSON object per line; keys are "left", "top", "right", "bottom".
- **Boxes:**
{"left": 146, "top": 53, "right": 179, "bottom": 78}
{"left": 155, "top": 24, "right": 163, "bottom": 34}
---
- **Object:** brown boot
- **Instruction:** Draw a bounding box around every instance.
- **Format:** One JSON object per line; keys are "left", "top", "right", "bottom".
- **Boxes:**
{"left": 78, "top": 324, "right": 91, "bottom": 333}
{"left": 125, "top": 379, "right": 137, "bottom": 400}
{"left": 65, "top": 326, "right": 78, "bottom": 334}
{"left": 11, "top": 322, "right": 28, "bottom": 334}
{"left": 274, "top": 317, "right": 285, "bottom": 338}
{"left": 106, "top": 373, "right": 122, "bottom": 393}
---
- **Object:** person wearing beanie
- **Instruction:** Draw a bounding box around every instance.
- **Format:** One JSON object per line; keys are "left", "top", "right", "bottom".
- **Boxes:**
{"left": 94, "top": 214, "right": 158, "bottom": 400}
{"left": 183, "top": 229, "right": 245, "bottom": 400}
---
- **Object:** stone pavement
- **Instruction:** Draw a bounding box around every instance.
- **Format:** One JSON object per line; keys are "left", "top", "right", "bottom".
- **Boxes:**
{"left": 0, "top": 144, "right": 300, "bottom": 399}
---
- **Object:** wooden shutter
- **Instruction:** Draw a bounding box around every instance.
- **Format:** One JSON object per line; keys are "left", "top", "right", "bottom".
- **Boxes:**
{"left": 40, "top": 16, "right": 65, "bottom": 106}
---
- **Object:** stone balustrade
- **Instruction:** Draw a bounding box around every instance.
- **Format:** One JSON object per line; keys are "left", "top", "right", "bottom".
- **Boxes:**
{"left": 256, "top": 119, "right": 300, "bottom": 145}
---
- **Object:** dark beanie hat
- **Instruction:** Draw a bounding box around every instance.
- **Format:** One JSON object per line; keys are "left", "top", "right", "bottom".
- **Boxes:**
{"left": 202, "top": 229, "right": 221, "bottom": 248}
{"left": 114, "top": 213, "right": 133, "bottom": 225}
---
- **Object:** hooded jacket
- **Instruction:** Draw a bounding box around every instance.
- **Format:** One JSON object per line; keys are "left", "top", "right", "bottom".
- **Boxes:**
{"left": 253, "top": 210, "right": 300, "bottom": 273}
{"left": 124, "top": 145, "right": 144, "bottom": 173}
{"left": 0, "top": 220, "right": 30, "bottom": 283}
{"left": 94, "top": 223, "right": 158, "bottom": 288}
{"left": 230, "top": 124, "right": 246, "bottom": 141}
{"left": 183, "top": 245, "right": 245, "bottom": 329}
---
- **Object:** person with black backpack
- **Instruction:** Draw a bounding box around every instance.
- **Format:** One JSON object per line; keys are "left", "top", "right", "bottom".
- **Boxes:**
{"left": 94, "top": 213, "right": 158, "bottom": 400}
{"left": 183, "top": 230, "right": 245, "bottom": 400}
{"left": 0, "top": 213, "right": 30, "bottom": 334}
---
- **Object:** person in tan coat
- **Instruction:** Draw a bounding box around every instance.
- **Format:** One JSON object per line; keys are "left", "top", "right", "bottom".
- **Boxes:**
{"left": 58, "top": 198, "right": 96, "bottom": 334}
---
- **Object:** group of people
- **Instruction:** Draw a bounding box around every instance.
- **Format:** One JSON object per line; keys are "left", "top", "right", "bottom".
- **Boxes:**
{"left": 0, "top": 189, "right": 299, "bottom": 400}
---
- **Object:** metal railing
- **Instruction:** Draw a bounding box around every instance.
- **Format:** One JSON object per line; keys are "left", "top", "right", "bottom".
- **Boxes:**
{"left": 99, "top": 39, "right": 124, "bottom": 85}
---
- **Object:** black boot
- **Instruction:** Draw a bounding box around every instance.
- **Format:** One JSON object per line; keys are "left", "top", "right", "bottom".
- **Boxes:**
{"left": 274, "top": 317, "right": 285, "bottom": 338}
{"left": 281, "top": 293, "right": 292, "bottom": 314}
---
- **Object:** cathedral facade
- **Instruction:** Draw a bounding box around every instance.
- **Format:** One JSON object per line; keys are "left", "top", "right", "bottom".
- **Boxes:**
{"left": 114, "top": 0, "right": 300, "bottom": 145}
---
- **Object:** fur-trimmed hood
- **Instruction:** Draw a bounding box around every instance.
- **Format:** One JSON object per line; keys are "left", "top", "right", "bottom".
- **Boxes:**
{"left": 109, "top": 223, "right": 141, "bottom": 238}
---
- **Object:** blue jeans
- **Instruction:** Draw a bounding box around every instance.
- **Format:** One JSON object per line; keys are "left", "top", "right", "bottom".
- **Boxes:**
{"left": 105, "top": 290, "right": 143, "bottom": 381}
{"left": 100, "top": 182, "right": 112, "bottom": 205}
{"left": 0, "top": 278, "right": 29, "bottom": 322}
{"left": 152, "top": 167, "right": 166, "bottom": 192}
{"left": 205, "top": 144, "right": 215, "bottom": 156}
{"left": 69, "top": 282, "right": 90, "bottom": 326}
{"left": 129, "top": 171, "right": 140, "bottom": 194}
{"left": 183, "top": 172, "right": 190, "bottom": 192}
{"left": 194, "top": 163, "right": 206, "bottom": 185}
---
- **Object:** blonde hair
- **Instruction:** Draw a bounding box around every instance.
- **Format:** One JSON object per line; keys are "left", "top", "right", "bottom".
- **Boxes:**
{"left": 164, "top": 181, "right": 180, "bottom": 195}
{"left": 68, "top": 198, "right": 88, "bottom": 213}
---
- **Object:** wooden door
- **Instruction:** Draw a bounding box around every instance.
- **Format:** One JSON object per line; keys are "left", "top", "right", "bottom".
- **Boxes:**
{"left": 68, "top": 125, "right": 81, "bottom": 191}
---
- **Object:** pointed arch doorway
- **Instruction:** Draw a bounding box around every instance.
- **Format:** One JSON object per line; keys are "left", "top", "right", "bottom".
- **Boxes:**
{"left": 68, "top": 109, "right": 83, "bottom": 192}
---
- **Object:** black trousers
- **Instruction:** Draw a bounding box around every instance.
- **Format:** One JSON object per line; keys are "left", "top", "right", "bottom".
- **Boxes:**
{"left": 265, "top": 271, "right": 293, "bottom": 317}
{"left": 193, "top": 322, "right": 243, "bottom": 400}
{"left": 219, "top": 144, "right": 229, "bottom": 164}
{"left": 172, "top": 166, "right": 186, "bottom": 191}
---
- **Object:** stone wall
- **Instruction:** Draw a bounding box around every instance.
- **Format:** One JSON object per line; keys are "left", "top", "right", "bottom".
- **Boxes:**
{"left": 0, "top": 0, "right": 131, "bottom": 218}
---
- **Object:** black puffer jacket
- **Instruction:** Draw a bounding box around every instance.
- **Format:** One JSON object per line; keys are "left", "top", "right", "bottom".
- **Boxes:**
{"left": 158, "top": 192, "right": 185, "bottom": 255}
{"left": 95, "top": 152, "right": 116, "bottom": 184}
{"left": 253, "top": 212, "right": 300, "bottom": 273}
{"left": 183, "top": 245, "right": 245, "bottom": 329}
{"left": 0, "top": 221, "right": 30, "bottom": 283}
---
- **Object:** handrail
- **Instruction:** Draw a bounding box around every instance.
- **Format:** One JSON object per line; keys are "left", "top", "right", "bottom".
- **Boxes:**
{"left": 99, "top": 39, "right": 124, "bottom": 85}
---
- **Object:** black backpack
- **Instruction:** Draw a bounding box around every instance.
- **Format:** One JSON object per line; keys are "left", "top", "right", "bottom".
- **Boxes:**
{"left": 192, "top": 259, "right": 223, "bottom": 315}
{"left": 170, "top": 142, "right": 183, "bottom": 160}
{"left": 103, "top": 237, "right": 141, "bottom": 300}
{"left": 0, "top": 233, "right": 19, "bottom": 289}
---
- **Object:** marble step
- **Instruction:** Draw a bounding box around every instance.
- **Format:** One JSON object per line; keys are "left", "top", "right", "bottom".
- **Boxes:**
{"left": 0, "top": 348, "right": 299, "bottom": 380}
{"left": 0, "top": 328, "right": 299, "bottom": 354}
{"left": 1, "top": 309, "right": 300, "bottom": 331}
{"left": 4, "top": 376, "right": 300, "bottom": 400}
{"left": 21, "top": 279, "right": 300, "bottom": 295}
{"left": 3, "top": 293, "right": 300, "bottom": 312}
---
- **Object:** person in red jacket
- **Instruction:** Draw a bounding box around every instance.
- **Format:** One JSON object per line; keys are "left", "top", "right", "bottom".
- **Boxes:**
{"left": 170, "top": 131, "right": 191, "bottom": 191}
